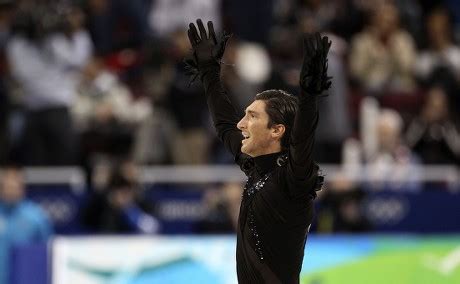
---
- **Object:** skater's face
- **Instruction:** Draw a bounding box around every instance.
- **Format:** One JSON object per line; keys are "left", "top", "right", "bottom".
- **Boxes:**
{"left": 237, "top": 100, "right": 285, "bottom": 157}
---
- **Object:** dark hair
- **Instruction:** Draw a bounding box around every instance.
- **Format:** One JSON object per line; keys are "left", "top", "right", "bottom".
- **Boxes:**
{"left": 255, "top": 89, "right": 298, "bottom": 149}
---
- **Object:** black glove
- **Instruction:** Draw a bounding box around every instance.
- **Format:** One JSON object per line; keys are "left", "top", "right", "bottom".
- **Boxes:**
{"left": 184, "top": 19, "right": 231, "bottom": 84}
{"left": 300, "top": 32, "right": 332, "bottom": 95}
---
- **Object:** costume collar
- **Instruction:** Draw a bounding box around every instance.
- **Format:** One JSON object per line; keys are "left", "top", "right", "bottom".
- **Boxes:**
{"left": 253, "top": 151, "right": 286, "bottom": 175}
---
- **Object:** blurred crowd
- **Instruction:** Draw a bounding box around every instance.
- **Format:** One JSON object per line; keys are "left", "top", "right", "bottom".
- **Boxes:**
{"left": 0, "top": 0, "right": 460, "bottom": 241}
{"left": 0, "top": 0, "right": 458, "bottom": 169}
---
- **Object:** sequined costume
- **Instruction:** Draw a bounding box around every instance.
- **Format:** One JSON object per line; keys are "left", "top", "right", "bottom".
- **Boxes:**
{"left": 201, "top": 63, "right": 322, "bottom": 283}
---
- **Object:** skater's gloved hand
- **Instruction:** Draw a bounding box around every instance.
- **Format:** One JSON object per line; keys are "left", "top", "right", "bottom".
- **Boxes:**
{"left": 184, "top": 19, "right": 231, "bottom": 84}
{"left": 300, "top": 32, "right": 332, "bottom": 95}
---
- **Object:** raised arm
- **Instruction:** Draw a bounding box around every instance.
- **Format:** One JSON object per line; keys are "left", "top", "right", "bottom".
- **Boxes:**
{"left": 186, "top": 20, "right": 243, "bottom": 160}
{"left": 288, "top": 33, "right": 331, "bottom": 181}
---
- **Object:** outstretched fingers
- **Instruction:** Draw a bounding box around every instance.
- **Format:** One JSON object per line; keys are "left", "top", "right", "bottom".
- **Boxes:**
{"left": 188, "top": 23, "right": 200, "bottom": 46}
{"left": 196, "top": 19, "right": 208, "bottom": 40}
{"left": 207, "top": 21, "right": 217, "bottom": 44}
{"left": 187, "top": 30, "right": 197, "bottom": 46}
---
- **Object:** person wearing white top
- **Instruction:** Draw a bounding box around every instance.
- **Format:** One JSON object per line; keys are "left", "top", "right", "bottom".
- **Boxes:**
{"left": 6, "top": 5, "right": 92, "bottom": 165}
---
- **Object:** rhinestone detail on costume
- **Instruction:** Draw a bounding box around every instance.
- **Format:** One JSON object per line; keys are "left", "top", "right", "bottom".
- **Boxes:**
{"left": 245, "top": 173, "right": 270, "bottom": 197}
{"left": 243, "top": 173, "right": 271, "bottom": 262}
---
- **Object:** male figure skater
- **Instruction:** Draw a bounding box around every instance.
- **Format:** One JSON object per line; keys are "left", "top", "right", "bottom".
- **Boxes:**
{"left": 186, "top": 19, "right": 331, "bottom": 284}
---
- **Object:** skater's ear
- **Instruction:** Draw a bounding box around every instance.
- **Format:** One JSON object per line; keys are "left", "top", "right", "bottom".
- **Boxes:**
{"left": 270, "top": 124, "right": 286, "bottom": 141}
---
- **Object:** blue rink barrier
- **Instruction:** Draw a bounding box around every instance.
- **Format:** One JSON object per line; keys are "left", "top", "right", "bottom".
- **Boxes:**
{"left": 145, "top": 185, "right": 460, "bottom": 234}
{"left": 26, "top": 185, "right": 85, "bottom": 234}
{"left": 24, "top": 183, "right": 460, "bottom": 235}
{"left": 362, "top": 190, "right": 460, "bottom": 233}
{"left": 4, "top": 243, "right": 48, "bottom": 284}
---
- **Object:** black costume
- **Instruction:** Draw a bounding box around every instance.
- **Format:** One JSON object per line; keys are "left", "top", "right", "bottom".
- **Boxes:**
{"left": 186, "top": 19, "right": 330, "bottom": 283}
{"left": 203, "top": 63, "right": 320, "bottom": 284}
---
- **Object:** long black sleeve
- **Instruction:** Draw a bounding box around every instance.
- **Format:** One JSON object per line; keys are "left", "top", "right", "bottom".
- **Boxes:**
{"left": 286, "top": 92, "right": 319, "bottom": 193}
{"left": 201, "top": 64, "right": 244, "bottom": 162}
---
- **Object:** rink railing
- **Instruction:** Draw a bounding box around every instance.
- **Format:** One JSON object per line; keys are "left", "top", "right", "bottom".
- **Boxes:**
{"left": 10, "top": 164, "right": 460, "bottom": 187}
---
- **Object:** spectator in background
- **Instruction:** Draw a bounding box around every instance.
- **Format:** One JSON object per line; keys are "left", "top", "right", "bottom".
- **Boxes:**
{"left": 349, "top": 1, "right": 417, "bottom": 94}
{"left": 166, "top": 30, "right": 210, "bottom": 164}
{"left": 72, "top": 57, "right": 152, "bottom": 170}
{"left": 81, "top": 161, "right": 160, "bottom": 234}
{"left": 415, "top": 7, "right": 460, "bottom": 80}
{"left": 196, "top": 182, "right": 241, "bottom": 233}
{"left": 317, "top": 173, "right": 371, "bottom": 233}
{"left": 366, "top": 109, "right": 421, "bottom": 191}
{"left": 6, "top": 3, "right": 92, "bottom": 165}
{"left": 406, "top": 87, "right": 460, "bottom": 165}
{"left": 0, "top": 166, "right": 52, "bottom": 284}
{"left": 414, "top": 7, "right": 460, "bottom": 114}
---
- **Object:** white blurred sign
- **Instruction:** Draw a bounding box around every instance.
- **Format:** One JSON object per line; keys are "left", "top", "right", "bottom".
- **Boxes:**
{"left": 52, "top": 236, "right": 237, "bottom": 284}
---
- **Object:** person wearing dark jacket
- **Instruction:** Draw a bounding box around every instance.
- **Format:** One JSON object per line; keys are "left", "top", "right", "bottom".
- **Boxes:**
{"left": 81, "top": 169, "right": 159, "bottom": 234}
{"left": 186, "top": 20, "right": 331, "bottom": 283}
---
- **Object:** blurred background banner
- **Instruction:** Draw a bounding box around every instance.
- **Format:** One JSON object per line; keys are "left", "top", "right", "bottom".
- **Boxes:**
{"left": 47, "top": 235, "right": 460, "bottom": 284}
